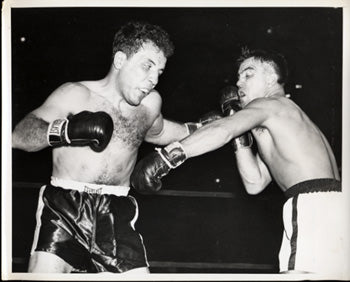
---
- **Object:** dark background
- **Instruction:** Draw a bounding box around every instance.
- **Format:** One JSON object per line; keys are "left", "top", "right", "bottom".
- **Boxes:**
{"left": 11, "top": 7, "right": 342, "bottom": 273}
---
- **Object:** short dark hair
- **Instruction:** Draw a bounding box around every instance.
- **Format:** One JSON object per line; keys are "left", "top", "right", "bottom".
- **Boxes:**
{"left": 237, "top": 48, "right": 288, "bottom": 86}
{"left": 112, "top": 21, "right": 174, "bottom": 60}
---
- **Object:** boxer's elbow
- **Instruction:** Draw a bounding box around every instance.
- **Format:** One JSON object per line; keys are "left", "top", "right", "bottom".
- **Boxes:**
{"left": 242, "top": 176, "right": 268, "bottom": 195}
{"left": 245, "top": 185, "right": 265, "bottom": 195}
{"left": 12, "top": 141, "right": 42, "bottom": 152}
{"left": 237, "top": 154, "right": 271, "bottom": 195}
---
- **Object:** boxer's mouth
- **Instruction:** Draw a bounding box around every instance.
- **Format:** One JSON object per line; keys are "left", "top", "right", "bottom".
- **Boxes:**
{"left": 238, "top": 90, "right": 246, "bottom": 98}
{"left": 139, "top": 88, "right": 151, "bottom": 96}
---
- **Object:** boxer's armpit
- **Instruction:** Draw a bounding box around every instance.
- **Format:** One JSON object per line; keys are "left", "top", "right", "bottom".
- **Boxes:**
{"left": 12, "top": 113, "right": 49, "bottom": 151}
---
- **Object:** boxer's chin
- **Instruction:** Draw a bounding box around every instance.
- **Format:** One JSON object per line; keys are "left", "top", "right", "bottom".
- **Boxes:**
{"left": 127, "top": 95, "right": 142, "bottom": 107}
{"left": 131, "top": 90, "right": 149, "bottom": 106}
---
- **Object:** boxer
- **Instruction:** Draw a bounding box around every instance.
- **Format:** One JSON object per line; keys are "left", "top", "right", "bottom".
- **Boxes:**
{"left": 12, "top": 21, "right": 219, "bottom": 274}
{"left": 131, "top": 48, "right": 346, "bottom": 277}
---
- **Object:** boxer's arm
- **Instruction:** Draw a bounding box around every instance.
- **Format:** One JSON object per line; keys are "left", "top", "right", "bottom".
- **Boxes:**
{"left": 132, "top": 100, "right": 271, "bottom": 193}
{"left": 180, "top": 108, "right": 262, "bottom": 158}
{"left": 12, "top": 113, "right": 51, "bottom": 152}
{"left": 12, "top": 82, "right": 88, "bottom": 151}
{"left": 235, "top": 151, "right": 272, "bottom": 194}
{"left": 145, "top": 112, "right": 223, "bottom": 145}
{"left": 143, "top": 90, "right": 189, "bottom": 145}
{"left": 132, "top": 112, "right": 259, "bottom": 193}
{"left": 145, "top": 114, "right": 189, "bottom": 145}
{"left": 180, "top": 99, "right": 272, "bottom": 158}
{"left": 144, "top": 90, "right": 222, "bottom": 145}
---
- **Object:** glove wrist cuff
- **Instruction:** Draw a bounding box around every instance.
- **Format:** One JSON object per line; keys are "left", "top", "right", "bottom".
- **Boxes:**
{"left": 158, "top": 141, "right": 187, "bottom": 169}
{"left": 47, "top": 118, "right": 70, "bottom": 146}
{"left": 233, "top": 132, "right": 253, "bottom": 151}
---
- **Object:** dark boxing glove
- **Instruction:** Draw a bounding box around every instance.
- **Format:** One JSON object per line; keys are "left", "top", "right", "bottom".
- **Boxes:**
{"left": 220, "top": 85, "right": 253, "bottom": 151}
{"left": 220, "top": 85, "right": 242, "bottom": 116}
{"left": 131, "top": 142, "right": 187, "bottom": 194}
{"left": 199, "top": 110, "right": 223, "bottom": 125}
{"left": 47, "top": 111, "right": 114, "bottom": 152}
{"left": 185, "top": 110, "right": 223, "bottom": 134}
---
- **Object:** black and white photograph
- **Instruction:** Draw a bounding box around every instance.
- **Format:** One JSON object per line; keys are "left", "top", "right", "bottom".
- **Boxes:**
{"left": 2, "top": 0, "right": 350, "bottom": 280}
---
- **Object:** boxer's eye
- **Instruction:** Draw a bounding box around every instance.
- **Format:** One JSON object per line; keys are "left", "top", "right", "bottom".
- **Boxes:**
{"left": 245, "top": 70, "right": 254, "bottom": 78}
{"left": 143, "top": 63, "right": 152, "bottom": 71}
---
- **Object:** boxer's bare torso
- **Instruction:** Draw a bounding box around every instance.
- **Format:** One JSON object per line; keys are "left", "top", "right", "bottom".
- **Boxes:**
{"left": 247, "top": 95, "right": 340, "bottom": 191}
{"left": 181, "top": 93, "right": 340, "bottom": 194}
{"left": 35, "top": 81, "right": 161, "bottom": 186}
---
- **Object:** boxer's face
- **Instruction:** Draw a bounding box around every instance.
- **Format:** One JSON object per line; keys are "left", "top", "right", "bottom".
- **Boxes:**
{"left": 236, "top": 57, "right": 272, "bottom": 107}
{"left": 115, "top": 42, "right": 167, "bottom": 106}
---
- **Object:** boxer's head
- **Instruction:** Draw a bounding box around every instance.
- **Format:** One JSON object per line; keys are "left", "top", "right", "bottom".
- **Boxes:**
{"left": 236, "top": 48, "right": 288, "bottom": 105}
{"left": 111, "top": 21, "right": 174, "bottom": 106}
{"left": 237, "top": 48, "right": 288, "bottom": 86}
{"left": 112, "top": 21, "right": 174, "bottom": 61}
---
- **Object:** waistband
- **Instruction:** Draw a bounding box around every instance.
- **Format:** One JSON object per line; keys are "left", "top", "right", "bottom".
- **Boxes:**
{"left": 50, "top": 177, "right": 130, "bottom": 196}
{"left": 284, "top": 178, "right": 341, "bottom": 199}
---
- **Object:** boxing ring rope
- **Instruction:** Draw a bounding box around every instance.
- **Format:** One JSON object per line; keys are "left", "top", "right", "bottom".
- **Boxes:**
{"left": 12, "top": 181, "right": 276, "bottom": 272}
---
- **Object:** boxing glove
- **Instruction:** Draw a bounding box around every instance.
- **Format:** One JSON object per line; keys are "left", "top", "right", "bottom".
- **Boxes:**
{"left": 220, "top": 85, "right": 253, "bottom": 151}
{"left": 220, "top": 85, "right": 241, "bottom": 116}
{"left": 131, "top": 142, "right": 187, "bottom": 194}
{"left": 185, "top": 110, "right": 223, "bottom": 134}
{"left": 47, "top": 111, "right": 114, "bottom": 152}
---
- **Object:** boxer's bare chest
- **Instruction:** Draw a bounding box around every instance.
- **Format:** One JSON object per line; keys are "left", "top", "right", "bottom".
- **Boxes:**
{"left": 110, "top": 107, "right": 150, "bottom": 147}
{"left": 84, "top": 96, "right": 151, "bottom": 148}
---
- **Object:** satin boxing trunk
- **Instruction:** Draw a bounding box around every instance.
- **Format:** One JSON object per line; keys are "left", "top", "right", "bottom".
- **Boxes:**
{"left": 30, "top": 177, "right": 149, "bottom": 273}
{"left": 278, "top": 178, "right": 348, "bottom": 276}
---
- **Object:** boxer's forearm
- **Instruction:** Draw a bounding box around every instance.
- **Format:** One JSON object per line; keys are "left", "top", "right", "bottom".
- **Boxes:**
{"left": 145, "top": 118, "right": 189, "bottom": 145}
{"left": 12, "top": 113, "right": 49, "bottom": 152}
{"left": 180, "top": 120, "right": 234, "bottom": 158}
{"left": 145, "top": 119, "right": 188, "bottom": 145}
{"left": 161, "top": 119, "right": 189, "bottom": 143}
{"left": 180, "top": 110, "right": 260, "bottom": 158}
{"left": 235, "top": 150, "right": 271, "bottom": 194}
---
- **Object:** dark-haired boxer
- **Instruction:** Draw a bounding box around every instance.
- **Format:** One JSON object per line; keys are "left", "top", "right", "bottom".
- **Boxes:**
{"left": 131, "top": 49, "right": 347, "bottom": 276}
{"left": 12, "top": 21, "right": 221, "bottom": 274}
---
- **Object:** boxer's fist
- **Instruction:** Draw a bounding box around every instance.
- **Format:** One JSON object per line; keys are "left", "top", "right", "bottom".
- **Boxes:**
{"left": 131, "top": 142, "right": 187, "bottom": 194}
{"left": 47, "top": 111, "right": 114, "bottom": 152}
{"left": 219, "top": 86, "right": 253, "bottom": 151}
{"left": 130, "top": 152, "right": 170, "bottom": 193}
{"left": 185, "top": 111, "right": 223, "bottom": 134}
{"left": 220, "top": 85, "right": 241, "bottom": 116}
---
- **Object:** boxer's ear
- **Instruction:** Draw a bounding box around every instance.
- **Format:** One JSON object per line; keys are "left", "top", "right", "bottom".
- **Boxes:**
{"left": 263, "top": 62, "right": 278, "bottom": 86}
{"left": 266, "top": 72, "right": 278, "bottom": 86}
{"left": 113, "top": 51, "right": 127, "bottom": 70}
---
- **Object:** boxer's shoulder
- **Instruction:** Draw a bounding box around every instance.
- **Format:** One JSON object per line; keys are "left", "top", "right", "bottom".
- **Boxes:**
{"left": 141, "top": 89, "right": 162, "bottom": 116}
{"left": 51, "top": 81, "right": 92, "bottom": 104}
{"left": 142, "top": 89, "right": 161, "bottom": 104}
{"left": 248, "top": 96, "right": 294, "bottom": 117}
